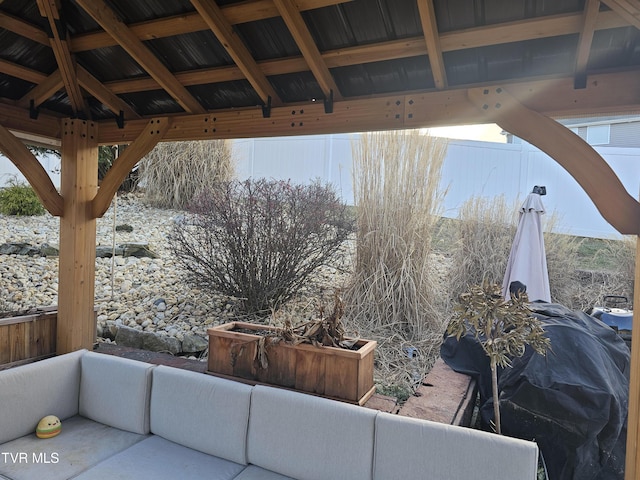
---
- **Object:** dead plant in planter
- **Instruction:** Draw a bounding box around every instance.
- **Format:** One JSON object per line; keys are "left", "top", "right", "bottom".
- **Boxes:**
{"left": 261, "top": 294, "right": 360, "bottom": 367}
{"left": 447, "top": 280, "right": 550, "bottom": 434}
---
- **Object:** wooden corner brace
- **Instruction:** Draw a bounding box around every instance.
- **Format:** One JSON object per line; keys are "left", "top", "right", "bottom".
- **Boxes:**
{"left": 91, "top": 117, "right": 172, "bottom": 218}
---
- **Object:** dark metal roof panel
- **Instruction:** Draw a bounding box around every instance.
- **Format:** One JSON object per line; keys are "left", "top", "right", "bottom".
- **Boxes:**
{"left": 145, "top": 31, "right": 234, "bottom": 72}
{"left": 333, "top": 56, "right": 432, "bottom": 97}
{"left": 76, "top": 46, "right": 147, "bottom": 82}
{"left": 269, "top": 71, "right": 324, "bottom": 103}
{"left": 444, "top": 35, "right": 577, "bottom": 86}
{"left": 303, "top": 0, "right": 422, "bottom": 51}
{"left": 0, "top": 30, "right": 56, "bottom": 74}
{"left": 589, "top": 27, "right": 640, "bottom": 71}
{"left": 433, "top": 0, "right": 585, "bottom": 32}
{"left": 235, "top": 17, "right": 301, "bottom": 61}
{"left": 188, "top": 80, "right": 263, "bottom": 110}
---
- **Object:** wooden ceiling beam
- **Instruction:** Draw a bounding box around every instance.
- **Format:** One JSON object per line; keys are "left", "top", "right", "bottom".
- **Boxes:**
{"left": 601, "top": 0, "right": 640, "bottom": 29}
{"left": 76, "top": 67, "right": 140, "bottom": 120}
{"left": 75, "top": 0, "right": 206, "bottom": 114}
{"left": 36, "top": 0, "right": 87, "bottom": 116}
{"left": 2, "top": 70, "right": 638, "bottom": 146}
{"left": 18, "top": 70, "right": 63, "bottom": 109}
{"left": 574, "top": 0, "right": 601, "bottom": 89}
{"left": 69, "top": 0, "right": 352, "bottom": 52}
{"left": 272, "top": 0, "right": 342, "bottom": 101}
{"left": 417, "top": 0, "right": 447, "bottom": 89}
{"left": 190, "top": 0, "right": 279, "bottom": 106}
{"left": 88, "top": 69, "right": 640, "bottom": 145}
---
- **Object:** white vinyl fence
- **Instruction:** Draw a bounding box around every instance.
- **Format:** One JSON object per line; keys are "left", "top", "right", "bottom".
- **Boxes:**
{"left": 2, "top": 134, "right": 639, "bottom": 238}
{"left": 232, "top": 134, "right": 640, "bottom": 239}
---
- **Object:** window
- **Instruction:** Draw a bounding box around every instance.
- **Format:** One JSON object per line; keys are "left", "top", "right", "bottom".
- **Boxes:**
{"left": 586, "top": 125, "right": 610, "bottom": 145}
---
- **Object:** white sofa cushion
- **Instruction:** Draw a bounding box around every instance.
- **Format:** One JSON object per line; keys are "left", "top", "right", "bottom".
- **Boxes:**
{"left": 0, "top": 350, "right": 83, "bottom": 444}
{"left": 0, "top": 415, "right": 147, "bottom": 480}
{"left": 373, "top": 412, "right": 539, "bottom": 480}
{"left": 73, "top": 435, "right": 246, "bottom": 480}
{"left": 79, "top": 351, "right": 155, "bottom": 435}
{"left": 247, "top": 385, "right": 377, "bottom": 480}
{"left": 234, "top": 465, "right": 295, "bottom": 479}
{"left": 150, "top": 366, "right": 252, "bottom": 465}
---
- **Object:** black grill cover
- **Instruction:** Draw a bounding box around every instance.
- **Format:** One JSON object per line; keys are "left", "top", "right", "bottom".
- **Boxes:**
{"left": 441, "top": 302, "right": 629, "bottom": 480}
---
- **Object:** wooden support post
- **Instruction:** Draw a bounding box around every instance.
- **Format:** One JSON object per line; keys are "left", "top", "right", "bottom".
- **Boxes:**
{"left": 625, "top": 236, "right": 640, "bottom": 480}
{"left": 57, "top": 119, "right": 98, "bottom": 354}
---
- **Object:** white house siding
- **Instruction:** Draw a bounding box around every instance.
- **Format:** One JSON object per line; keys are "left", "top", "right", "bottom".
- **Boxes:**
{"left": 610, "top": 121, "right": 640, "bottom": 148}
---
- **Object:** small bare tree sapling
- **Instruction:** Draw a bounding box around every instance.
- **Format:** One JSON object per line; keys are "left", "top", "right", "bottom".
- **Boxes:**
{"left": 447, "top": 280, "right": 550, "bottom": 434}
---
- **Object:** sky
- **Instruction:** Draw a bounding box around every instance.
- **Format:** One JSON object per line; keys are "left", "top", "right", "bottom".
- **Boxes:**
{"left": 428, "top": 123, "right": 506, "bottom": 143}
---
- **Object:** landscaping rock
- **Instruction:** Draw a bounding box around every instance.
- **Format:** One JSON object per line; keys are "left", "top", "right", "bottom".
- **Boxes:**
{"left": 115, "top": 325, "right": 144, "bottom": 349}
{"left": 181, "top": 333, "right": 208, "bottom": 353}
{"left": 142, "top": 331, "right": 181, "bottom": 355}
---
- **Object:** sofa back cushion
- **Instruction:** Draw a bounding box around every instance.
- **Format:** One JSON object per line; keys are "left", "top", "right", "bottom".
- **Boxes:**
{"left": 150, "top": 367, "right": 252, "bottom": 465}
{"left": 0, "top": 350, "right": 83, "bottom": 444}
{"left": 373, "top": 412, "right": 539, "bottom": 480}
{"left": 247, "top": 385, "right": 377, "bottom": 480}
{"left": 79, "top": 351, "right": 154, "bottom": 434}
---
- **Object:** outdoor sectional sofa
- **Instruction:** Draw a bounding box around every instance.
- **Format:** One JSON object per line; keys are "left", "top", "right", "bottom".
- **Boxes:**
{"left": 0, "top": 349, "right": 539, "bottom": 480}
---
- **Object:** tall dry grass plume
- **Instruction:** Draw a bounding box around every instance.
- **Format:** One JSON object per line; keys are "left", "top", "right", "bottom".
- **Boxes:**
{"left": 448, "top": 195, "right": 517, "bottom": 300}
{"left": 139, "top": 140, "right": 233, "bottom": 209}
{"left": 345, "top": 130, "right": 448, "bottom": 391}
{"left": 448, "top": 195, "right": 582, "bottom": 306}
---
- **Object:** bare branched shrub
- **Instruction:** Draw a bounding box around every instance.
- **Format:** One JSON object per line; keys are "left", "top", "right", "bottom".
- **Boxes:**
{"left": 139, "top": 140, "right": 233, "bottom": 209}
{"left": 345, "top": 130, "right": 448, "bottom": 390}
{"left": 169, "top": 179, "right": 353, "bottom": 315}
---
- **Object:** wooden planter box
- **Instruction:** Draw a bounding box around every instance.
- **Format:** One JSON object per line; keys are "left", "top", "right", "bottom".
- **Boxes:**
{"left": 207, "top": 322, "right": 376, "bottom": 405}
{"left": 0, "top": 307, "right": 57, "bottom": 369}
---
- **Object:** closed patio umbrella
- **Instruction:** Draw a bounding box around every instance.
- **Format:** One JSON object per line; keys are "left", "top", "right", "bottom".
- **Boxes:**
{"left": 502, "top": 188, "right": 551, "bottom": 302}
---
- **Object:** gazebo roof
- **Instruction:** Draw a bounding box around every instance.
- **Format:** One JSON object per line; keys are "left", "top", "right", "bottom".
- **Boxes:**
{"left": 1, "top": 0, "right": 640, "bottom": 145}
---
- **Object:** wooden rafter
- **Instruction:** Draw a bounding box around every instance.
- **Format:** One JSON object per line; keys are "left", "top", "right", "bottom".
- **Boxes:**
{"left": 75, "top": 0, "right": 205, "bottom": 115}
{"left": 190, "top": 0, "right": 279, "bottom": 106}
{"left": 92, "top": 118, "right": 170, "bottom": 218}
{"left": 76, "top": 67, "right": 140, "bottom": 120}
{"left": 601, "top": 0, "right": 640, "bottom": 29}
{"left": 0, "top": 58, "right": 47, "bottom": 85}
{"left": 272, "top": 0, "right": 342, "bottom": 101}
{"left": 17, "top": 70, "right": 63, "bottom": 109}
{"left": 0, "top": 123, "right": 63, "bottom": 216}
{"left": 69, "top": 0, "right": 351, "bottom": 52}
{"left": 574, "top": 0, "right": 601, "bottom": 88}
{"left": 417, "top": 0, "right": 447, "bottom": 89}
{"left": 0, "top": 11, "right": 49, "bottom": 46}
{"left": 36, "top": 0, "right": 87, "bottom": 116}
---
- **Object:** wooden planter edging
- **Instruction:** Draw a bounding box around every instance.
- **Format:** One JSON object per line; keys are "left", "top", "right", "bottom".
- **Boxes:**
{"left": 207, "top": 322, "right": 377, "bottom": 405}
{"left": 0, "top": 307, "right": 57, "bottom": 369}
